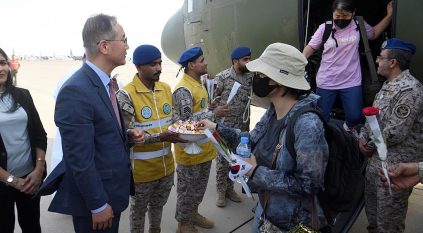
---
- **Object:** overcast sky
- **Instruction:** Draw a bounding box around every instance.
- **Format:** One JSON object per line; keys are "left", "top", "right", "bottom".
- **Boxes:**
{"left": 1, "top": 0, "right": 184, "bottom": 57}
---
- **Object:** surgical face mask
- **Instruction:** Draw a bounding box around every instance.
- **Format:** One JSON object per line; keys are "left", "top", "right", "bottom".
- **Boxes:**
{"left": 334, "top": 18, "right": 352, "bottom": 29}
{"left": 252, "top": 75, "right": 277, "bottom": 97}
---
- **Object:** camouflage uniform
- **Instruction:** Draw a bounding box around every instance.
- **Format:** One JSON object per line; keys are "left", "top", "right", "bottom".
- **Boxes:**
{"left": 173, "top": 74, "right": 217, "bottom": 223}
{"left": 214, "top": 67, "right": 253, "bottom": 193}
{"left": 361, "top": 70, "right": 423, "bottom": 233}
{"left": 116, "top": 78, "right": 175, "bottom": 233}
{"left": 172, "top": 85, "right": 214, "bottom": 122}
{"left": 130, "top": 174, "right": 174, "bottom": 232}
{"left": 175, "top": 161, "right": 212, "bottom": 222}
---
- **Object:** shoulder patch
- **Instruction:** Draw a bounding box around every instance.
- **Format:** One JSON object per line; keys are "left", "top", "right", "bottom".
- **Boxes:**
{"left": 399, "top": 81, "right": 413, "bottom": 92}
{"left": 223, "top": 69, "right": 232, "bottom": 78}
{"left": 394, "top": 104, "right": 411, "bottom": 119}
{"left": 174, "top": 86, "right": 192, "bottom": 97}
{"left": 122, "top": 103, "right": 135, "bottom": 115}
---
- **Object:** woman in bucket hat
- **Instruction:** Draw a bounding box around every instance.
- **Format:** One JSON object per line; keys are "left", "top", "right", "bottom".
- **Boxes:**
{"left": 199, "top": 43, "right": 330, "bottom": 232}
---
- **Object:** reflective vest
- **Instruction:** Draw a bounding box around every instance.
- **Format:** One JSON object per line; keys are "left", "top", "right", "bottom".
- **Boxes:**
{"left": 123, "top": 75, "right": 174, "bottom": 183}
{"left": 173, "top": 74, "right": 217, "bottom": 166}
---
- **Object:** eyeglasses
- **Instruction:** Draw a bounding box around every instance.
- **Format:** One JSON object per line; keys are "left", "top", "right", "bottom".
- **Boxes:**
{"left": 97, "top": 36, "right": 128, "bottom": 45}
{"left": 376, "top": 56, "right": 391, "bottom": 63}
{"left": 0, "top": 60, "right": 8, "bottom": 66}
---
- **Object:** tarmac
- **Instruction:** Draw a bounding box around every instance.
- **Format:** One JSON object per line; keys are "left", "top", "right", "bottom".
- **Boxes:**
{"left": 12, "top": 59, "right": 423, "bottom": 233}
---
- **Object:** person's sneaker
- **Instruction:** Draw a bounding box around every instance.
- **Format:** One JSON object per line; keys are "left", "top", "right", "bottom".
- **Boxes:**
{"left": 343, "top": 122, "right": 359, "bottom": 139}
{"left": 192, "top": 212, "right": 214, "bottom": 229}
{"left": 176, "top": 222, "right": 202, "bottom": 233}
{"left": 226, "top": 188, "right": 242, "bottom": 202}
{"left": 216, "top": 192, "right": 226, "bottom": 207}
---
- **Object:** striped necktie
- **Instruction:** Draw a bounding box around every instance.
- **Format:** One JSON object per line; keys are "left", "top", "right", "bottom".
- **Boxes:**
{"left": 108, "top": 78, "right": 122, "bottom": 132}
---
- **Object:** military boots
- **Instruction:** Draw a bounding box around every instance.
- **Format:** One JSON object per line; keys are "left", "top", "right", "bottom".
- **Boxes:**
{"left": 216, "top": 192, "right": 226, "bottom": 207}
{"left": 176, "top": 222, "right": 202, "bottom": 233}
{"left": 226, "top": 188, "right": 242, "bottom": 202}
{"left": 149, "top": 228, "right": 161, "bottom": 233}
{"left": 192, "top": 212, "right": 214, "bottom": 229}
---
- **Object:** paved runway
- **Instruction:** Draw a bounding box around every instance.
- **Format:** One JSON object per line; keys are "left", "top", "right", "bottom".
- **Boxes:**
{"left": 13, "top": 59, "right": 423, "bottom": 232}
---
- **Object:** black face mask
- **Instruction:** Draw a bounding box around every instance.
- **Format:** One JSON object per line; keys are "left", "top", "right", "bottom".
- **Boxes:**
{"left": 334, "top": 18, "right": 352, "bottom": 29}
{"left": 253, "top": 75, "right": 277, "bottom": 97}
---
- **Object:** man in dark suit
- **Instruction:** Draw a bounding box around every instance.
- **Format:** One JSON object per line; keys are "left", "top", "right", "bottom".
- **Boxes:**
{"left": 49, "top": 14, "right": 144, "bottom": 233}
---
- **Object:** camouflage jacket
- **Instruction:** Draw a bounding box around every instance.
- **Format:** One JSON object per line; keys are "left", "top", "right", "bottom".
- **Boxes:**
{"left": 214, "top": 66, "right": 253, "bottom": 131}
{"left": 361, "top": 70, "right": 423, "bottom": 167}
{"left": 216, "top": 94, "right": 329, "bottom": 230}
{"left": 172, "top": 77, "right": 214, "bottom": 122}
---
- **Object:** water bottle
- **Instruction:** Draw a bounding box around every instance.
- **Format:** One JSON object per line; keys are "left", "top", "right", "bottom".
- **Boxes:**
{"left": 235, "top": 136, "right": 251, "bottom": 185}
{"left": 236, "top": 137, "right": 251, "bottom": 158}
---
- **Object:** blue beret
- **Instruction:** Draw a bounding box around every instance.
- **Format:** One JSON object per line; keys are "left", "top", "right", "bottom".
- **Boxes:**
{"left": 382, "top": 38, "right": 416, "bottom": 54}
{"left": 133, "top": 45, "right": 161, "bottom": 65}
{"left": 178, "top": 47, "right": 203, "bottom": 66}
{"left": 231, "top": 46, "right": 252, "bottom": 60}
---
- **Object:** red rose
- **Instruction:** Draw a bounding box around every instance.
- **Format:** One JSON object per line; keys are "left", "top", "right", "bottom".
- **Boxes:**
{"left": 212, "top": 130, "right": 222, "bottom": 141}
{"left": 362, "top": 107, "right": 380, "bottom": 116}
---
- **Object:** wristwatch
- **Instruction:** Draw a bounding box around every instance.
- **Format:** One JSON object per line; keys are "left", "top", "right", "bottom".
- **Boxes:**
{"left": 5, "top": 175, "right": 14, "bottom": 186}
{"left": 418, "top": 162, "right": 423, "bottom": 183}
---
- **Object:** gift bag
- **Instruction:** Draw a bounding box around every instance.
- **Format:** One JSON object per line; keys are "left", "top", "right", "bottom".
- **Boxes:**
{"left": 259, "top": 219, "right": 285, "bottom": 233}
{"left": 289, "top": 223, "right": 321, "bottom": 233}
{"left": 258, "top": 220, "right": 320, "bottom": 233}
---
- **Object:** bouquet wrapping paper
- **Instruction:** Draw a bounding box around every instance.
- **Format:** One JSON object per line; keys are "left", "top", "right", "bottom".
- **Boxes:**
{"left": 363, "top": 107, "right": 392, "bottom": 195}
{"left": 220, "top": 81, "right": 241, "bottom": 124}
{"left": 205, "top": 129, "right": 252, "bottom": 197}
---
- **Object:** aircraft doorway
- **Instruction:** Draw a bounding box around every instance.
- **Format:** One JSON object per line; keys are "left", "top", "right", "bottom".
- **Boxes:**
{"left": 300, "top": 0, "right": 394, "bottom": 121}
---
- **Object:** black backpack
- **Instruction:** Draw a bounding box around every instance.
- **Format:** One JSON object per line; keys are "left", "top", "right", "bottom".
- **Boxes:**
{"left": 285, "top": 106, "right": 365, "bottom": 223}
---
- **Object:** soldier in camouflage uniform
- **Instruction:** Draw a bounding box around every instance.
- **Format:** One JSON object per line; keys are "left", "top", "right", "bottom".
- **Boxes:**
{"left": 359, "top": 39, "right": 423, "bottom": 233}
{"left": 116, "top": 45, "right": 185, "bottom": 233}
{"left": 173, "top": 47, "right": 229, "bottom": 233}
{"left": 213, "top": 46, "right": 253, "bottom": 207}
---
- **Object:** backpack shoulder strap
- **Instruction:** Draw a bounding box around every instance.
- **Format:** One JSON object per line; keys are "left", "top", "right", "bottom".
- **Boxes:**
{"left": 260, "top": 129, "right": 286, "bottom": 225}
{"left": 321, "top": 21, "right": 333, "bottom": 50}
{"left": 285, "top": 107, "right": 326, "bottom": 160}
{"left": 355, "top": 15, "right": 379, "bottom": 84}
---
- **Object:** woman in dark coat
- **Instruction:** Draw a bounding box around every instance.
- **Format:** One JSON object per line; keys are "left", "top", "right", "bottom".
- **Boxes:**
{"left": 0, "top": 48, "right": 47, "bottom": 233}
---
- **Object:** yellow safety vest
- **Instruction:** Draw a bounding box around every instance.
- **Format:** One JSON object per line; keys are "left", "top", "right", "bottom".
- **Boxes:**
{"left": 123, "top": 74, "right": 174, "bottom": 183}
{"left": 173, "top": 73, "right": 217, "bottom": 166}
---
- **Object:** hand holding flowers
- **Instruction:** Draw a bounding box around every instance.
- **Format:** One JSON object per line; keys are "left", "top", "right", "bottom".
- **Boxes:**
{"left": 363, "top": 107, "right": 392, "bottom": 195}
{"left": 203, "top": 128, "right": 253, "bottom": 197}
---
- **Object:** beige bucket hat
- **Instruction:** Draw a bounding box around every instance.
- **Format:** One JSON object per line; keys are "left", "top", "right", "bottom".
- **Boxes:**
{"left": 246, "top": 43, "right": 310, "bottom": 90}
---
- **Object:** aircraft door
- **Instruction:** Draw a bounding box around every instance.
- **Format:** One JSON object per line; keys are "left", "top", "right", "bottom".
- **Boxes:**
{"left": 395, "top": 0, "right": 423, "bottom": 83}
{"left": 183, "top": 0, "right": 205, "bottom": 47}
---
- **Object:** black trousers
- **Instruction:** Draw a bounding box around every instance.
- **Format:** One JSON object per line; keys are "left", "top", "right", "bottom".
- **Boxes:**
{"left": 72, "top": 213, "right": 121, "bottom": 233}
{"left": 0, "top": 182, "right": 41, "bottom": 233}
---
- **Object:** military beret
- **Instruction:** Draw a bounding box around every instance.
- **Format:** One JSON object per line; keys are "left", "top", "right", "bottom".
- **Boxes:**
{"left": 133, "top": 44, "right": 161, "bottom": 65}
{"left": 231, "top": 46, "right": 252, "bottom": 60}
{"left": 382, "top": 38, "right": 416, "bottom": 54}
{"left": 178, "top": 47, "right": 203, "bottom": 67}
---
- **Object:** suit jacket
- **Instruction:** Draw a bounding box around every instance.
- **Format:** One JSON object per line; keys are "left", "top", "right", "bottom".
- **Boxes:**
{"left": 0, "top": 88, "right": 47, "bottom": 174}
{"left": 48, "top": 63, "right": 132, "bottom": 217}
